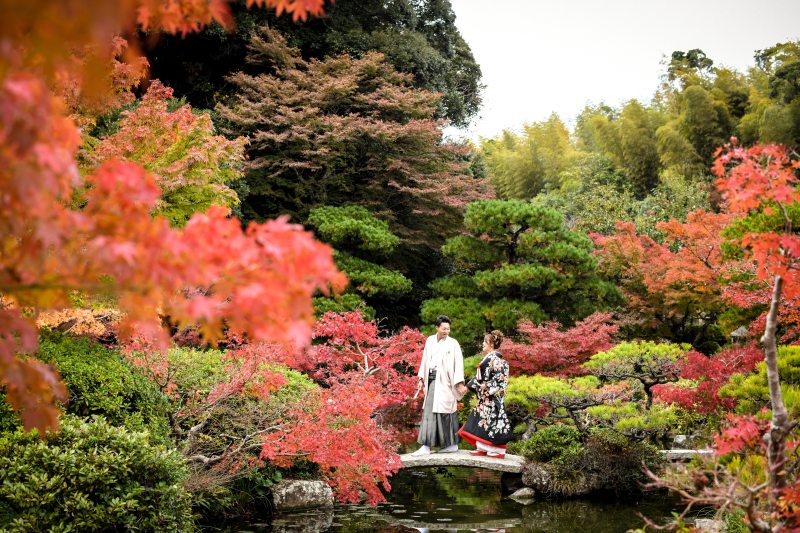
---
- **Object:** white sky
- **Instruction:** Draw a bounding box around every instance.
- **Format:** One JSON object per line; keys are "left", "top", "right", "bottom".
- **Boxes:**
{"left": 449, "top": 0, "right": 800, "bottom": 140}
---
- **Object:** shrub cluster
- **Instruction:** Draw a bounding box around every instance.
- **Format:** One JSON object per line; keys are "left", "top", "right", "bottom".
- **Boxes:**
{"left": 519, "top": 427, "right": 664, "bottom": 497}
{"left": 0, "top": 416, "right": 192, "bottom": 532}
{"left": 1, "top": 331, "right": 171, "bottom": 442}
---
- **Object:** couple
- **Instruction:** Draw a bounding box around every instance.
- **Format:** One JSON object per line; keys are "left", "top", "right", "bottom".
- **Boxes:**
{"left": 413, "top": 315, "right": 513, "bottom": 458}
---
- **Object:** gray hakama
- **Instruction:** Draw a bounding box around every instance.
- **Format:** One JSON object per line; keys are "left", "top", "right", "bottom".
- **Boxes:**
{"left": 417, "top": 370, "right": 460, "bottom": 447}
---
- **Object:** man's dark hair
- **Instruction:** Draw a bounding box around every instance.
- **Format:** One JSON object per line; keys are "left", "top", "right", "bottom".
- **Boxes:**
{"left": 434, "top": 315, "right": 451, "bottom": 326}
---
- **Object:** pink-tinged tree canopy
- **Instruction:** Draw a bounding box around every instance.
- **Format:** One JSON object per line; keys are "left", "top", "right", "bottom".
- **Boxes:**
{"left": 502, "top": 311, "right": 618, "bottom": 377}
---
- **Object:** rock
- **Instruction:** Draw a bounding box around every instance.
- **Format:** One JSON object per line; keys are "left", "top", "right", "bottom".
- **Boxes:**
{"left": 694, "top": 518, "right": 723, "bottom": 533}
{"left": 271, "top": 480, "right": 334, "bottom": 512}
{"left": 672, "top": 434, "right": 688, "bottom": 447}
{"left": 508, "top": 487, "right": 536, "bottom": 504}
{"left": 521, "top": 462, "right": 594, "bottom": 497}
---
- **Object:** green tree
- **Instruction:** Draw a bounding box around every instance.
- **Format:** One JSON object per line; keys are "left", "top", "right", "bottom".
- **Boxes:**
{"left": 216, "top": 26, "right": 486, "bottom": 238}
{"left": 574, "top": 101, "right": 663, "bottom": 198}
{"left": 584, "top": 341, "right": 691, "bottom": 410}
{"left": 739, "top": 41, "right": 800, "bottom": 147}
{"left": 421, "top": 200, "right": 621, "bottom": 347}
{"left": 144, "top": 0, "right": 482, "bottom": 127}
{"left": 307, "top": 205, "right": 411, "bottom": 317}
{"left": 534, "top": 154, "right": 637, "bottom": 236}
{"left": 481, "top": 114, "right": 577, "bottom": 199}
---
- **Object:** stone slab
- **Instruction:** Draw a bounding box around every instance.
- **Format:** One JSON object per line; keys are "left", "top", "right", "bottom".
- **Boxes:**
{"left": 662, "top": 449, "right": 714, "bottom": 461}
{"left": 399, "top": 449, "right": 524, "bottom": 473}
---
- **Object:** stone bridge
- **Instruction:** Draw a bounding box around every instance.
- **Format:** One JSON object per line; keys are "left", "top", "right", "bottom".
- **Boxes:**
{"left": 399, "top": 449, "right": 525, "bottom": 472}
{"left": 398, "top": 448, "right": 713, "bottom": 473}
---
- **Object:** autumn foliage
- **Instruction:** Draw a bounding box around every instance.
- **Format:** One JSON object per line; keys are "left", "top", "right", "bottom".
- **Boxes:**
{"left": 0, "top": 0, "right": 341, "bottom": 433}
{"left": 261, "top": 378, "right": 402, "bottom": 504}
{"left": 90, "top": 80, "right": 247, "bottom": 226}
{"left": 654, "top": 343, "right": 763, "bottom": 414}
{"left": 502, "top": 312, "right": 618, "bottom": 377}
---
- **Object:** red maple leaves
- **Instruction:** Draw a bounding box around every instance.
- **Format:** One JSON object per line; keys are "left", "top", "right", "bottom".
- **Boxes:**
{"left": 714, "top": 141, "right": 800, "bottom": 298}
{"left": 502, "top": 312, "right": 618, "bottom": 377}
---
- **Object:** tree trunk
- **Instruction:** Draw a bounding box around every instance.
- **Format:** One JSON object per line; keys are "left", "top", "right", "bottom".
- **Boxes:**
{"left": 761, "top": 274, "right": 790, "bottom": 507}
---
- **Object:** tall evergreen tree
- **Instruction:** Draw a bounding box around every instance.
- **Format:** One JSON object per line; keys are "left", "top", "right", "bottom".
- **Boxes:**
{"left": 421, "top": 200, "right": 621, "bottom": 347}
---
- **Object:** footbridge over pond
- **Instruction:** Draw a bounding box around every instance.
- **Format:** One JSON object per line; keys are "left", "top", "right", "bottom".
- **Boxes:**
{"left": 398, "top": 448, "right": 713, "bottom": 473}
{"left": 399, "top": 450, "right": 525, "bottom": 473}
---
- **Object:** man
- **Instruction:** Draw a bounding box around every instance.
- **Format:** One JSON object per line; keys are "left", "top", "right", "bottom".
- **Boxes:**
{"left": 413, "top": 315, "right": 468, "bottom": 455}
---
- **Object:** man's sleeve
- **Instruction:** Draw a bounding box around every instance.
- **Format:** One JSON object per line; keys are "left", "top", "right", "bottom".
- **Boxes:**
{"left": 417, "top": 337, "right": 428, "bottom": 379}
{"left": 453, "top": 341, "right": 465, "bottom": 385}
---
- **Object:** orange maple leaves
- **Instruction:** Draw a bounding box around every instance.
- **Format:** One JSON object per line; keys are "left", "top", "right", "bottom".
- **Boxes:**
{"left": 714, "top": 141, "right": 800, "bottom": 298}
{"left": 0, "top": 0, "right": 336, "bottom": 432}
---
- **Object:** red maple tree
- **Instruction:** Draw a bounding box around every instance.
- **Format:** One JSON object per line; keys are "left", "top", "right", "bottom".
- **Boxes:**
{"left": 713, "top": 141, "right": 800, "bottom": 506}
{"left": 502, "top": 311, "right": 618, "bottom": 377}
{"left": 0, "top": 0, "right": 338, "bottom": 432}
{"left": 654, "top": 343, "right": 763, "bottom": 414}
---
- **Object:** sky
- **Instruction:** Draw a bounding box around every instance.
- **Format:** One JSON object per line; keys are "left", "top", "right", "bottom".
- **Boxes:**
{"left": 449, "top": 0, "right": 800, "bottom": 140}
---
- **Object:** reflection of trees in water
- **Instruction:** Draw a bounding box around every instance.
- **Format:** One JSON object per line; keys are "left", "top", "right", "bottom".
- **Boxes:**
{"left": 268, "top": 471, "right": 683, "bottom": 533}
{"left": 269, "top": 508, "right": 334, "bottom": 532}
{"left": 519, "top": 499, "right": 676, "bottom": 533}
{"left": 393, "top": 467, "right": 504, "bottom": 512}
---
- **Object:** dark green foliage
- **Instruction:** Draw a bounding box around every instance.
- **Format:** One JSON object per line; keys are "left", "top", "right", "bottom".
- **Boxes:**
{"left": 509, "top": 424, "right": 582, "bottom": 462}
{"left": 423, "top": 200, "right": 621, "bottom": 347}
{"left": 574, "top": 427, "right": 664, "bottom": 494}
{"left": 308, "top": 205, "right": 400, "bottom": 255}
{"left": 308, "top": 205, "right": 412, "bottom": 316}
{"left": 40, "top": 331, "right": 171, "bottom": 441}
{"left": 520, "top": 427, "right": 664, "bottom": 498}
{"left": 333, "top": 254, "right": 412, "bottom": 298}
{"left": 145, "top": 0, "right": 482, "bottom": 127}
{"left": 420, "top": 296, "right": 486, "bottom": 345}
{"left": 1, "top": 331, "right": 171, "bottom": 442}
{"left": 313, "top": 293, "right": 375, "bottom": 319}
{"left": 0, "top": 416, "right": 192, "bottom": 532}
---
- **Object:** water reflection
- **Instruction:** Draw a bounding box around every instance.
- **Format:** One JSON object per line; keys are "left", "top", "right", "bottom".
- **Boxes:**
{"left": 222, "top": 467, "right": 684, "bottom": 532}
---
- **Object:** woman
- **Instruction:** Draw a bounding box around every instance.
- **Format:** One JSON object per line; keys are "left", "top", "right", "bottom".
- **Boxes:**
{"left": 458, "top": 330, "right": 513, "bottom": 458}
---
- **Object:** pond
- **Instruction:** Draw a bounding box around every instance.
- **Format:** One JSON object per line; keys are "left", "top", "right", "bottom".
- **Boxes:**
{"left": 219, "top": 467, "right": 692, "bottom": 532}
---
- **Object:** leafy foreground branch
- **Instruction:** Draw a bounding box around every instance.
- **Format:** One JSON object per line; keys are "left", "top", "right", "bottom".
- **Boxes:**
{"left": 639, "top": 143, "right": 800, "bottom": 531}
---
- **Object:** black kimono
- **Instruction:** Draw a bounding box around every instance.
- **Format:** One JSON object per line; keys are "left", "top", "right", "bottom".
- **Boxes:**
{"left": 458, "top": 351, "right": 514, "bottom": 448}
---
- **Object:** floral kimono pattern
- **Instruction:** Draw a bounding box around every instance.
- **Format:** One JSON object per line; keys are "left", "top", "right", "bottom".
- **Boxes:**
{"left": 458, "top": 351, "right": 514, "bottom": 447}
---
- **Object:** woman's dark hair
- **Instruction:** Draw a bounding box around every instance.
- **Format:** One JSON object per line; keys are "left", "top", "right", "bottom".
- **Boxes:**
{"left": 434, "top": 315, "right": 451, "bottom": 326}
{"left": 485, "top": 330, "right": 504, "bottom": 349}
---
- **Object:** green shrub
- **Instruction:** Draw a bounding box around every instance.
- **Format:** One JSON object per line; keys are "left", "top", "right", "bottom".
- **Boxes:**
{"left": 0, "top": 416, "right": 193, "bottom": 532}
{"left": 510, "top": 425, "right": 583, "bottom": 462}
{"left": 569, "top": 427, "right": 664, "bottom": 495}
{"left": 37, "top": 331, "right": 171, "bottom": 442}
{"left": 721, "top": 345, "right": 800, "bottom": 417}
{"left": 0, "top": 332, "right": 171, "bottom": 442}
{"left": 520, "top": 426, "right": 664, "bottom": 497}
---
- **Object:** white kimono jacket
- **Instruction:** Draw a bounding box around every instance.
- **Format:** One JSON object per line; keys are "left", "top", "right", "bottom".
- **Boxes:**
{"left": 417, "top": 335, "right": 465, "bottom": 414}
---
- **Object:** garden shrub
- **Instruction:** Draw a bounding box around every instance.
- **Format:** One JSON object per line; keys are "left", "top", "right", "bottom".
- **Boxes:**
{"left": 0, "top": 331, "right": 171, "bottom": 442}
{"left": 36, "top": 330, "right": 172, "bottom": 442}
{"left": 520, "top": 426, "right": 664, "bottom": 497}
{"left": 0, "top": 416, "right": 193, "bottom": 532}
{"left": 509, "top": 425, "right": 583, "bottom": 462}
